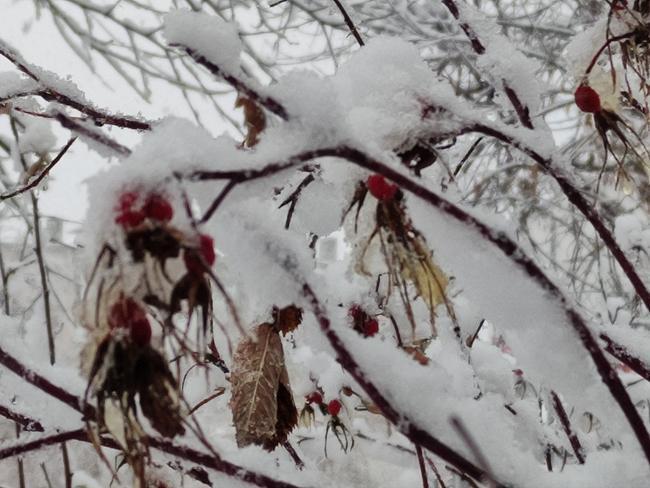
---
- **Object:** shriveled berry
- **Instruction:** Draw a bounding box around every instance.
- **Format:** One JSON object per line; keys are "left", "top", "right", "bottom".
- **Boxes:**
{"left": 367, "top": 174, "right": 398, "bottom": 201}
{"left": 183, "top": 234, "right": 216, "bottom": 275}
{"left": 130, "top": 317, "right": 152, "bottom": 346}
{"left": 143, "top": 193, "right": 174, "bottom": 222}
{"left": 574, "top": 85, "right": 601, "bottom": 113}
{"left": 306, "top": 392, "right": 323, "bottom": 405}
{"left": 115, "top": 210, "right": 145, "bottom": 228}
{"left": 327, "top": 399, "right": 342, "bottom": 416}
{"left": 364, "top": 319, "right": 379, "bottom": 337}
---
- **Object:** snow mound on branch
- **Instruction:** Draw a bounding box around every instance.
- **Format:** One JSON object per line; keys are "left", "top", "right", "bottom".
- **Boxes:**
{"left": 164, "top": 10, "right": 243, "bottom": 74}
{"left": 0, "top": 72, "right": 38, "bottom": 100}
{"left": 267, "top": 36, "right": 462, "bottom": 156}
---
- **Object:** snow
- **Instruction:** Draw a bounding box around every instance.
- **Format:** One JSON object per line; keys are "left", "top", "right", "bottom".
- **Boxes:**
{"left": 164, "top": 10, "right": 243, "bottom": 75}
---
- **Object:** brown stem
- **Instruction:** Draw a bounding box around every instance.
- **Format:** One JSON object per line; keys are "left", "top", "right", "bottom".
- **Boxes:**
{"left": 54, "top": 112, "right": 131, "bottom": 156}
{"left": 0, "top": 404, "right": 44, "bottom": 432}
{"left": 600, "top": 333, "right": 650, "bottom": 382}
{"left": 0, "top": 137, "right": 77, "bottom": 200}
{"left": 550, "top": 391, "right": 585, "bottom": 464}
{"left": 61, "top": 442, "right": 72, "bottom": 488}
{"left": 415, "top": 444, "right": 430, "bottom": 488}
{"left": 331, "top": 0, "right": 365, "bottom": 47}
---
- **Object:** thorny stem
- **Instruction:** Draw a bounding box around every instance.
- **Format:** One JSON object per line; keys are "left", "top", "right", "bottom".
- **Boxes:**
{"left": 550, "top": 391, "right": 585, "bottom": 464}
{"left": 0, "top": 404, "right": 44, "bottom": 432}
{"left": 331, "top": 0, "right": 365, "bottom": 47}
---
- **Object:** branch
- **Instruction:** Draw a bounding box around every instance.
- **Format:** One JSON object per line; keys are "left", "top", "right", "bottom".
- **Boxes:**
{"left": 331, "top": 0, "right": 365, "bottom": 47}
{"left": 0, "top": 39, "right": 152, "bottom": 131}
{"left": 178, "top": 46, "right": 289, "bottom": 120}
{"left": 300, "top": 282, "right": 505, "bottom": 487}
{"left": 0, "top": 404, "right": 44, "bottom": 432}
{"left": 54, "top": 112, "right": 132, "bottom": 156}
{"left": 600, "top": 334, "right": 650, "bottom": 382}
{"left": 0, "top": 137, "right": 77, "bottom": 200}
{"left": 550, "top": 391, "right": 585, "bottom": 464}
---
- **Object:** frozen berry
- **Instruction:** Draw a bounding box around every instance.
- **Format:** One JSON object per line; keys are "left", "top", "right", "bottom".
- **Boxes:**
{"left": 115, "top": 209, "right": 145, "bottom": 228}
{"left": 364, "top": 319, "right": 379, "bottom": 337}
{"left": 143, "top": 193, "right": 174, "bottom": 222}
{"left": 366, "top": 174, "right": 398, "bottom": 201}
{"left": 327, "top": 399, "right": 342, "bottom": 416}
{"left": 574, "top": 85, "right": 601, "bottom": 113}
{"left": 108, "top": 297, "right": 151, "bottom": 346}
{"left": 183, "top": 234, "right": 216, "bottom": 275}
{"left": 117, "top": 191, "right": 139, "bottom": 212}
{"left": 130, "top": 317, "right": 152, "bottom": 346}
{"left": 306, "top": 392, "right": 323, "bottom": 405}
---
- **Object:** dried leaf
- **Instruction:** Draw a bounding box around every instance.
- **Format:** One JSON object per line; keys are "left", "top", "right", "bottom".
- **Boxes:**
{"left": 235, "top": 95, "right": 266, "bottom": 147}
{"left": 273, "top": 305, "right": 303, "bottom": 335}
{"left": 396, "top": 237, "right": 449, "bottom": 312}
{"left": 230, "top": 323, "right": 297, "bottom": 450}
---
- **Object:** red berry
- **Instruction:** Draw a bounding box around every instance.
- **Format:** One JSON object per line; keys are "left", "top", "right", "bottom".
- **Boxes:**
{"left": 348, "top": 304, "right": 363, "bottom": 321}
{"left": 143, "top": 193, "right": 173, "bottom": 222}
{"left": 117, "top": 191, "right": 139, "bottom": 212}
{"left": 364, "top": 319, "right": 379, "bottom": 337}
{"left": 199, "top": 234, "right": 216, "bottom": 266}
{"left": 183, "top": 234, "right": 216, "bottom": 275}
{"left": 130, "top": 318, "right": 152, "bottom": 346}
{"left": 574, "top": 85, "right": 601, "bottom": 113}
{"left": 115, "top": 209, "right": 145, "bottom": 228}
{"left": 367, "top": 174, "right": 398, "bottom": 201}
{"left": 306, "top": 392, "right": 323, "bottom": 405}
{"left": 613, "top": 0, "right": 627, "bottom": 10}
{"left": 108, "top": 297, "right": 151, "bottom": 346}
{"left": 327, "top": 399, "right": 342, "bottom": 416}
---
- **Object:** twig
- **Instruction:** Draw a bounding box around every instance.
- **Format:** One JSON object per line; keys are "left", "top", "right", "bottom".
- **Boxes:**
{"left": 0, "top": 137, "right": 77, "bottom": 200}
{"left": 600, "top": 333, "right": 650, "bottom": 382}
{"left": 178, "top": 46, "right": 288, "bottom": 120}
{"left": 415, "top": 444, "right": 430, "bottom": 488}
{"left": 0, "top": 404, "right": 44, "bottom": 432}
{"left": 283, "top": 441, "right": 305, "bottom": 470}
{"left": 54, "top": 112, "right": 131, "bottom": 156}
{"left": 450, "top": 416, "right": 495, "bottom": 486}
{"left": 62, "top": 442, "right": 72, "bottom": 488}
{"left": 550, "top": 391, "right": 585, "bottom": 464}
{"left": 278, "top": 172, "right": 315, "bottom": 229}
{"left": 331, "top": 0, "right": 365, "bottom": 47}
{"left": 10, "top": 117, "right": 56, "bottom": 365}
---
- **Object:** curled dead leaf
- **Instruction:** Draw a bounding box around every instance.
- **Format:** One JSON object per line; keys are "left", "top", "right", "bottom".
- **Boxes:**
{"left": 230, "top": 322, "right": 297, "bottom": 450}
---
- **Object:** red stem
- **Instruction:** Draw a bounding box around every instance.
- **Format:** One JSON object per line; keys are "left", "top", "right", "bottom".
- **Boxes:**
{"left": 550, "top": 391, "right": 585, "bottom": 464}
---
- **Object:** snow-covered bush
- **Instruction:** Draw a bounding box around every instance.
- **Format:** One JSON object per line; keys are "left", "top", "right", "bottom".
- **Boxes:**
{"left": 0, "top": 1, "right": 649, "bottom": 487}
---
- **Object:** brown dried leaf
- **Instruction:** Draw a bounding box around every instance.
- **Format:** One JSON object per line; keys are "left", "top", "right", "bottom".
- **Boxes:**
{"left": 235, "top": 95, "right": 266, "bottom": 147}
{"left": 273, "top": 305, "right": 303, "bottom": 336}
{"left": 230, "top": 323, "right": 297, "bottom": 450}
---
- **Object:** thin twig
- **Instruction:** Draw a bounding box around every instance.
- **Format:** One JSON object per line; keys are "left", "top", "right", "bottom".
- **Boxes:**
{"left": 550, "top": 391, "right": 585, "bottom": 464}
{"left": 331, "top": 0, "right": 365, "bottom": 47}
{"left": 0, "top": 137, "right": 77, "bottom": 200}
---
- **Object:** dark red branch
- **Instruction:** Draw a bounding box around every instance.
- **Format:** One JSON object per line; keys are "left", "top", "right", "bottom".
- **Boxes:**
{"left": 0, "top": 43, "right": 151, "bottom": 131}
{"left": 0, "top": 404, "right": 44, "bottom": 432}
{"left": 54, "top": 112, "right": 132, "bottom": 156}
{"left": 331, "top": 0, "right": 365, "bottom": 47}
{"left": 178, "top": 46, "right": 289, "bottom": 120}
{"left": 550, "top": 391, "right": 585, "bottom": 464}
{"left": 601, "top": 333, "right": 650, "bottom": 382}
{"left": 440, "top": 0, "right": 485, "bottom": 54}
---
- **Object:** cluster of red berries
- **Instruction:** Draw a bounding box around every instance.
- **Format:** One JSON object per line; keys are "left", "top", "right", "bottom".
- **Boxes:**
{"left": 348, "top": 305, "right": 379, "bottom": 337}
{"left": 574, "top": 85, "right": 601, "bottom": 114}
{"left": 366, "top": 174, "right": 398, "bottom": 201}
{"left": 115, "top": 190, "right": 174, "bottom": 228}
{"left": 108, "top": 295, "right": 152, "bottom": 346}
{"left": 305, "top": 391, "right": 342, "bottom": 417}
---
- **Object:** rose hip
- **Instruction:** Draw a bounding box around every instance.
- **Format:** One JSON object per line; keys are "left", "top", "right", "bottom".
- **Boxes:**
{"left": 366, "top": 174, "right": 398, "bottom": 201}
